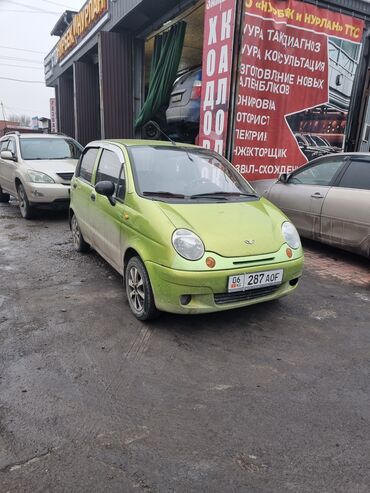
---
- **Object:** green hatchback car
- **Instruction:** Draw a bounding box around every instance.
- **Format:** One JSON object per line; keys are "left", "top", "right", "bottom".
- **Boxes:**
{"left": 70, "top": 140, "right": 304, "bottom": 320}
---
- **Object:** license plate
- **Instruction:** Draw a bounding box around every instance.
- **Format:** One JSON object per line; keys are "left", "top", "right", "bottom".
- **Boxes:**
{"left": 228, "top": 269, "right": 283, "bottom": 292}
{"left": 171, "top": 93, "right": 182, "bottom": 103}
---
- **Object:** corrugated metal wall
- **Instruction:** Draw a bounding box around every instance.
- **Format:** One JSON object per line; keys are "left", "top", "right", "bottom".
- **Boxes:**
{"left": 358, "top": 70, "right": 370, "bottom": 151}
{"left": 58, "top": 76, "right": 75, "bottom": 138}
{"left": 98, "top": 31, "right": 134, "bottom": 139}
{"left": 108, "top": 0, "right": 142, "bottom": 23}
{"left": 73, "top": 61, "right": 100, "bottom": 146}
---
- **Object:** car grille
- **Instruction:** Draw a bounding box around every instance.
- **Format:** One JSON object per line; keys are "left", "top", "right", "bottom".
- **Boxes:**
{"left": 214, "top": 285, "right": 280, "bottom": 305}
{"left": 233, "top": 256, "right": 275, "bottom": 265}
{"left": 57, "top": 172, "right": 73, "bottom": 181}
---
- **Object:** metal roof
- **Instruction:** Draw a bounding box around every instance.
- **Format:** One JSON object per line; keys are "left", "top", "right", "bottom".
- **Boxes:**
{"left": 51, "top": 10, "right": 77, "bottom": 37}
{"left": 306, "top": 0, "right": 370, "bottom": 20}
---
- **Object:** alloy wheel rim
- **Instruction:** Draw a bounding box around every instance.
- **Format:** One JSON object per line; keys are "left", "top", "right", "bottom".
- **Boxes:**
{"left": 18, "top": 186, "right": 25, "bottom": 212}
{"left": 128, "top": 266, "right": 145, "bottom": 313}
{"left": 71, "top": 216, "right": 80, "bottom": 247}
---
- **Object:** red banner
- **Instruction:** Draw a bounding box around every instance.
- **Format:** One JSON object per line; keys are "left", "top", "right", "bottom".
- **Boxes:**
{"left": 232, "top": 0, "right": 364, "bottom": 180}
{"left": 198, "top": 0, "right": 237, "bottom": 156}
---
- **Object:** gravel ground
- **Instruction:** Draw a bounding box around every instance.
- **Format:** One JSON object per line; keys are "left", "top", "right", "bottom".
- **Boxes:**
{"left": 0, "top": 199, "right": 369, "bottom": 493}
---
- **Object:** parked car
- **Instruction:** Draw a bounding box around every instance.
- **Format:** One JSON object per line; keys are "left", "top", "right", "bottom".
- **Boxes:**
{"left": 264, "top": 153, "right": 370, "bottom": 258}
{"left": 165, "top": 66, "right": 202, "bottom": 142}
{"left": 302, "top": 133, "right": 341, "bottom": 153}
{"left": 294, "top": 132, "right": 331, "bottom": 161}
{"left": 0, "top": 132, "right": 83, "bottom": 219}
{"left": 69, "top": 140, "right": 304, "bottom": 321}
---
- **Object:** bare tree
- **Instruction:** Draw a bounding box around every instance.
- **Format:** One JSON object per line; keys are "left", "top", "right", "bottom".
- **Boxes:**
{"left": 8, "top": 114, "right": 31, "bottom": 126}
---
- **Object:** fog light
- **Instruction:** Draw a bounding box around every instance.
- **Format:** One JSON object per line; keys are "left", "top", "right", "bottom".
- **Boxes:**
{"left": 286, "top": 248, "right": 293, "bottom": 258}
{"left": 180, "top": 295, "right": 192, "bottom": 305}
{"left": 31, "top": 190, "right": 44, "bottom": 197}
{"left": 289, "top": 278, "right": 299, "bottom": 286}
{"left": 206, "top": 257, "right": 216, "bottom": 268}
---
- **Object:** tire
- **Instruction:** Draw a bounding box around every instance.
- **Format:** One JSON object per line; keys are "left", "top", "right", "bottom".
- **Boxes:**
{"left": 71, "top": 214, "right": 90, "bottom": 253}
{"left": 17, "top": 182, "right": 34, "bottom": 219}
{"left": 125, "top": 256, "right": 159, "bottom": 321}
{"left": 0, "top": 185, "right": 10, "bottom": 203}
{"left": 142, "top": 120, "right": 162, "bottom": 140}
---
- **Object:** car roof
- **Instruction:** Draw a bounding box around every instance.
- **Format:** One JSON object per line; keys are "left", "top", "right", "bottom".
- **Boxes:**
{"left": 86, "top": 139, "right": 200, "bottom": 149}
{"left": 18, "top": 134, "right": 71, "bottom": 139}
{"left": 1, "top": 133, "right": 71, "bottom": 140}
{"left": 317, "top": 152, "right": 370, "bottom": 158}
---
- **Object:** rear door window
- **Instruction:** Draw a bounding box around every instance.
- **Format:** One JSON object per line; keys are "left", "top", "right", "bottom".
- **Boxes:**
{"left": 77, "top": 147, "right": 99, "bottom": 183}
{"left": 0, "top": 140, "right": 8, "bottom": 152}
{"left": 338, "top": 160, "right": 370, "bottom": 190}
{"left": 95, "top": 149, "right": 124, "bottom": 198}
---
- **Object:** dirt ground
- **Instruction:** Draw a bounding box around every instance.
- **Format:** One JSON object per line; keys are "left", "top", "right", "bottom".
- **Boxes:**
{"left": 0, "top": 199, "right": 369, "bottom": 493}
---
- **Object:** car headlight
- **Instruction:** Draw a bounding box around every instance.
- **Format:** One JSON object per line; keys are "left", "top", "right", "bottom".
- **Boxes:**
{"left": 281, "top": 221, "right": 301, "bottom": 249}
{"left": 27, "top": 171, "right": 55, "bottom": 184}
{"left": 172, "top": 229, "right": 205, "bottom": 260}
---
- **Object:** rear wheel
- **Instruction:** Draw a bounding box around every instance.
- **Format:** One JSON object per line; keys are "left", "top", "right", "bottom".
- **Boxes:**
{"left": 17, "top": 183, "right": 34, "bottom": 219}
{"left": 71, "top": 214, "right": 90, "bottom": 252}
{"left": 0, "top": 185, "right": 10, "bottom": 203}
{"left": 125, "top": 256, "right": 159, "bottom": 321}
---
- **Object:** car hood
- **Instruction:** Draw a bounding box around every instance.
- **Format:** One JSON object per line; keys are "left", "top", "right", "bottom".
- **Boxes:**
{"left": 24, "top": 158, "right": 77, "bottom": 174}
{"left": 156, "top": 198, "right": 285, "bottom": 257}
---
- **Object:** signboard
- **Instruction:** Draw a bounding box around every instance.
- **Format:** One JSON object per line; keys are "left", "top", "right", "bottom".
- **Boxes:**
{"left": 232, "top": 0, "right": 364, "bottom": 180}
{"left": 57, "top": 0, "right": 108, "bottom": 62}
{"left": 198, "top": 0, "right": 237, "bottom": 156}
{"left": 50, "top": 98, "right": 57, "bottom": 133}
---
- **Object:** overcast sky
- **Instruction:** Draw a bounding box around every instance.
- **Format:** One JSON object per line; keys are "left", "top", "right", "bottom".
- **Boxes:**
{"left": 0, "top": 0, "right": 83, "bottom": 121}
{"left": 1, "top": 0, "right": 369, "bottom": 122}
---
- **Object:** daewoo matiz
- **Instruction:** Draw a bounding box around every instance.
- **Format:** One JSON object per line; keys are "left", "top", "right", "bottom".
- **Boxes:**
{"left": 69, "top": 140, "right": 304, "bottom": 320}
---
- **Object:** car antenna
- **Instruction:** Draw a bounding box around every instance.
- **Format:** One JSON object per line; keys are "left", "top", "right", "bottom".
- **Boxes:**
{"left": 149, "top": 120, "right": 193, "bottom": 162}
{"left": 150, "top": 121, "right": 177, "bottom": 146}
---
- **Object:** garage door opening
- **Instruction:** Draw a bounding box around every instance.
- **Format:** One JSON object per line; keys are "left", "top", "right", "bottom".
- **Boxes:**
{"left": 139, "top": 1, "right": 204, "bottom": 144}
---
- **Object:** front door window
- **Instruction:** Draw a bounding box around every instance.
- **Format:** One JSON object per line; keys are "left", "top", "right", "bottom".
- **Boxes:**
{"left": 289, "top": 158, "right": 345, "bottom": 186}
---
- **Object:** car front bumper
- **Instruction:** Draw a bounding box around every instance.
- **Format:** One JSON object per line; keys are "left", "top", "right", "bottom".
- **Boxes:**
{"left": 145, "top": 256, "right": 304, "bottom": 314}
{"left": 25, "top": 182, "right": 70, "bottom": 206}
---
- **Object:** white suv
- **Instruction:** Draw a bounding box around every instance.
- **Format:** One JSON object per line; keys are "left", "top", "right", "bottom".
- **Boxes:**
{"left": 0, "top": 132, "right": 83, "bottom": 219}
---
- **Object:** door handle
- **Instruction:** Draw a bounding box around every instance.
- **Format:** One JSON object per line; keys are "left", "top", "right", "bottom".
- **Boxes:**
{"left": 72, "top": 183, "right": 77, "bottom": 189}
{"left": 311, "top": 192, "right": 324, "bottom": 198}
{"left": 90, "top": 193, "right": 96, "bottom": 201}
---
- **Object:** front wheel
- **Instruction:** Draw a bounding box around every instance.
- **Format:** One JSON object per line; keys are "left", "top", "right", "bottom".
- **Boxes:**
{"left": 125, "top": 256, "right": 159, "bottom": 321}
{"left": 17, "top": 183, "right": 34, "bottom": 219}
{"left": 71, "top": 214, "right": 90, "bottom": 252}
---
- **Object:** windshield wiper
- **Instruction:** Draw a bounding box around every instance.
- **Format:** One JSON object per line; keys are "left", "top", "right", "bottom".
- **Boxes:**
{"left": 143, "top": 191, "right": 186, "bottom": 199}
{"left": 190, "top": 191, "right": 257, "bottom": 199}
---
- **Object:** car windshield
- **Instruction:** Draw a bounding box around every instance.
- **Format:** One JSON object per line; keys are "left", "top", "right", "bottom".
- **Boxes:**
{"left": 128, "top": 146, "right": 257, "bottom": 201}
{"left": 20, "top": 138, "right": 82, "bottom": 160}
{"left": 304, "top": 135, "right": 316, "bottom": 145}
{"left": 312, "top": 136, "right": 329, "bottom": 147}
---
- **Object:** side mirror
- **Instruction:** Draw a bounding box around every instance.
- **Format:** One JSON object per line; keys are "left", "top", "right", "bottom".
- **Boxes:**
{"left": 1, "top": 150, "right": 15, "bottom": 161}
{"left": 278, "top": 173, "right": 288, "bottom": 183}
{"left": 95, "top": 180, "right": 116, "bottom": 206}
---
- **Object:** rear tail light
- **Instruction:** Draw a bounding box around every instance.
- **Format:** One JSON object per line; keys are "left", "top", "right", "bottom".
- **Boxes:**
{"left": 191, "top": 80, "right": 202, "bottom": 100}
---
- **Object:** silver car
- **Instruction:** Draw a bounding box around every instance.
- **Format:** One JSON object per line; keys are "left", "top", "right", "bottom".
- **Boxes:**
{"left": 0, "top": 132, "right": 82, "bottom": 218}
{"left": 264, "top": 153, "right": 370, "bottom": 258}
